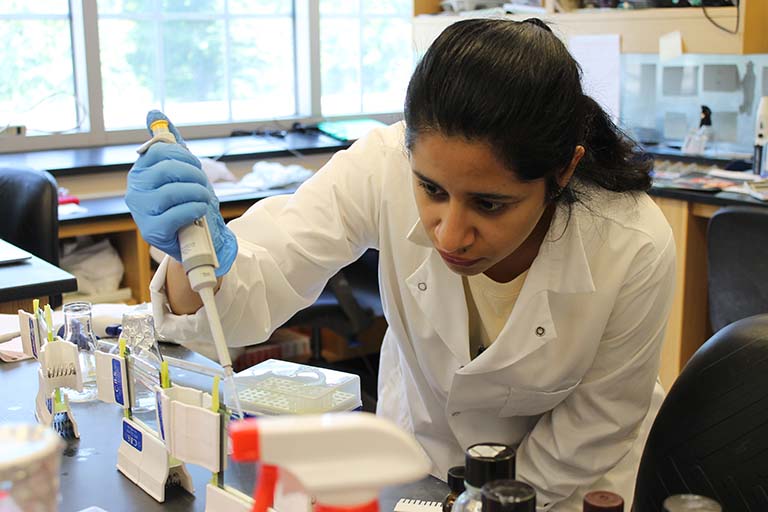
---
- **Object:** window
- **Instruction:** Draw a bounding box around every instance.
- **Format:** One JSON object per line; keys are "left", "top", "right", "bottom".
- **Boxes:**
{"left": 320, "top": 0, "right": 413, "bottom": 116}
{"left": 1, "top": 1, "right": 414, "bottom": 151}
{"left": 0, "top": 1, "right": 80, "bottom": 134}
{"left": 98, "top": 0, "right": 296, "bottom": 129}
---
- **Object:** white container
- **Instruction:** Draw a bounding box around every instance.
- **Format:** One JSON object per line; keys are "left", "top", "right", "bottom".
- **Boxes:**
{"left": 230, "top": 359, "right": 361, "bottom": 416}
{"left": 0, "top": 424, "right": 64, "bottom": 512}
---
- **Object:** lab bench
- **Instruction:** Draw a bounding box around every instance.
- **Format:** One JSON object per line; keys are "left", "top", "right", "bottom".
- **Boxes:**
{"left": 0, "top": 343, "right": 448, "bottom": 511}
{"left": 0, "top": 243, "right": 77, "bottom": 314}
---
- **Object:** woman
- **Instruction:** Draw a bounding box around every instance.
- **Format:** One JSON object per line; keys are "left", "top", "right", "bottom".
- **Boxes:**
{"left": 127, "top": 18, "right": 675, "bottom": 510}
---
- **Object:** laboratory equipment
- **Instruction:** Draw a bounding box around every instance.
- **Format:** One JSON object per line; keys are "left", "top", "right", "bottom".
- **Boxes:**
{"left": 230, "top": 412, "right": 432, "bottom": 512}
{"left": 682, "top": 106, "right": 714, "bottom": 155}
{"left": 452, "top": 443, "right": 516, "bottom": 512}
{"left": 95, "top": 341, "right": 194, "bottom": 502}
{"left": 480, "top": 480, "right": 535, "bottom": 512}
{"left": 137, "top": 116, "right": 243, "bottom": 420}
{"left": 442, "top": 466, "right": 465, "bottom": 512}
{"left": 231, "top": 359, "right": 361, "bottom": 416}
{"left": 17, "top": 298, "right": 45, "bottom": 359}
{"left": 662, "top": 495, "right": 721, "bottom": 512}
{"left": 753, "top": 96, "right": 768, "bottom": 177}
{"left": 583, "top": 491, "right": 624, "bottom": 511}
{"left": 0, "top": 424, "right": 64, "bottom": 512}
{"left": 61, "top": 301, "right": 98, "bottom": 402}
{"left": 121, "top": 306, "right": 163, "bottom": 412}
{"left": 34, "top": 304, "right": 81, "bottom": 438}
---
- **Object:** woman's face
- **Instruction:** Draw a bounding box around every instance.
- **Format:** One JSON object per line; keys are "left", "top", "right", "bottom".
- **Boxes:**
{"left": 410, "top": 133, "right": 551, "bottom": 280}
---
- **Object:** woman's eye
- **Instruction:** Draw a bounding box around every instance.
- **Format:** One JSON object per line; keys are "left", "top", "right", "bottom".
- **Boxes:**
{"left": 418, "top": 181, "right": 443, "bottom": 197}
{"left": 476, "top": 199, "right": 506, "bottom": 213}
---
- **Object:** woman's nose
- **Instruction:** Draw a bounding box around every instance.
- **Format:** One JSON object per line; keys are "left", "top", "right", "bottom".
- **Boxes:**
{"left": 435, "top": 204, "right": 474, "bottom": 253}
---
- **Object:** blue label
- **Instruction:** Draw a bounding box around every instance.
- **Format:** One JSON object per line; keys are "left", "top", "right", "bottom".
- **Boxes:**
{"left": 156, "top": 391, "right": 165, "bottom": 440}
{"left": 123, "top": 420, "right": 143, "bottom": 452}
{"left": 28, "top": 317, "right": 38, "bottom": 358}
{"left": 112, "top": 358, "right": 124, "bottom": 406}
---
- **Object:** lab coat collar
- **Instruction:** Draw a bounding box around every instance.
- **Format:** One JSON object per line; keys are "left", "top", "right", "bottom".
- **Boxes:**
{"left": 529, "top": 203, "right": 596, "bottom": 296}
{"left": 406, "top": 218, "right": 433, "bottom": 248}
{"left": 406, "top": 250, "right": 471, "bottom": 365}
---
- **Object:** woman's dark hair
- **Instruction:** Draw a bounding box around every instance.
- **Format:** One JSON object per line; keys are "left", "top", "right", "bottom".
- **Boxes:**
{"left": 404, "top": 18, "right": 652, "bottom": 204}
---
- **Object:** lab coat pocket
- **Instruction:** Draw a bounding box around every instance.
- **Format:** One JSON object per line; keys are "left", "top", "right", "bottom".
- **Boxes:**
{"left": 499, "top": 380, "right": 581, "bottom": 418}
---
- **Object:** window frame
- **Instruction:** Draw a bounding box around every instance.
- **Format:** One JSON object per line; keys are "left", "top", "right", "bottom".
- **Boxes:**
{"left": 1, "top": 0, "right": 411, "bottom": 154}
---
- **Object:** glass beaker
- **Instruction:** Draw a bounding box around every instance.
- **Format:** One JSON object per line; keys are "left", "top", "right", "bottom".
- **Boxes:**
{"left": 121, "top": 305, "right": 162, "bottom": 413}
{"left": 61, "top": 301, "right": 98, "bottom": 402}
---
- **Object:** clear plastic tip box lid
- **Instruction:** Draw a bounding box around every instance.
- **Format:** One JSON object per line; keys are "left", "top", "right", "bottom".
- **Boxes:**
{"left": 230, "top": 359, "right": 361, "bottom": 416}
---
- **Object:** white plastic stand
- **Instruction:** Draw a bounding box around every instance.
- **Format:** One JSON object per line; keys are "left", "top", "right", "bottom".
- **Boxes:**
{"left": 35, "top": 338, "right": 83, "bottom": 438}
{"left": 18, "top": 309, "right": 44, "bottom": 359}
{"left": 34, "top": 369, "right": 80, "bottom": 439}
{"left": 116, "top": 417, "right": 194, "bottom": 502}
{"left": 205, "top": 484, "right": 253, "bottom": 512}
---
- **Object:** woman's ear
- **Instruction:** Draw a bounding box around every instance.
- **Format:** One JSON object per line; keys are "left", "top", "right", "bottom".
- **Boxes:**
{"left": 558, "top": 145, "right": 585, "bottom": 188}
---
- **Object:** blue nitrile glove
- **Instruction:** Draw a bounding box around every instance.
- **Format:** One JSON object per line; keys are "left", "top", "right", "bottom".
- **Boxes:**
{"left": 126, "top": 110, "right": 238, "bottom": 277}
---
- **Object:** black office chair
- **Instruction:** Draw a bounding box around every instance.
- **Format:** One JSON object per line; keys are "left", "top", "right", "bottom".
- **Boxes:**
{"left": 0, "top": 167, "right": 60, "bottom": 265}
{"left": 633, "top": 314, "right": 768, "bottom": 512}
{"left": 707, "top": 206, "right": 768, "bottom": 332}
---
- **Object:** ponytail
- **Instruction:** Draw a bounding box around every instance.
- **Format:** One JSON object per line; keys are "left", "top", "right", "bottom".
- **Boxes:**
{"left": 574, "top": 95, "right": 652, "bottom": 194}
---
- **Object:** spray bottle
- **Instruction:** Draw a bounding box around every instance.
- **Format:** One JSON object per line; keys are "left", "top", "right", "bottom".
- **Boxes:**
{"left": 230, "top": 412, "right": 432, "bottom": 512}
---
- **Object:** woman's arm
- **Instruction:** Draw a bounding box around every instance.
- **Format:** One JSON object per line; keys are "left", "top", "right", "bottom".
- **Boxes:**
{"left": 515, "top": 232, "right": 676, "bottom": 510}
{"left": 150, "top": 124, "right": 400, "bottom": 349}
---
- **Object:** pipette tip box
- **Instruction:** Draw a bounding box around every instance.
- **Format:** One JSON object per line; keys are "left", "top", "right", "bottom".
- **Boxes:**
{"left": 229, "top": 359, "right": 362, "bottom": 416}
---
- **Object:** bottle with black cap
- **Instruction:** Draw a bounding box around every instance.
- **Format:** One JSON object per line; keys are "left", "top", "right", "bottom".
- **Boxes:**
{"left": 583, "top": 490, "right": 624, "bottom": 512}
{"left": 663, "top": 494, "right": 722, "bottom": 512}
{"left": 452, "top": 443, "right": 516, "bottom": 512}
{"left": 481, "top": 480, "right": 536, "bottom": 512}
{"left": 443, "top": 466, "right": 466, "bottom": 511}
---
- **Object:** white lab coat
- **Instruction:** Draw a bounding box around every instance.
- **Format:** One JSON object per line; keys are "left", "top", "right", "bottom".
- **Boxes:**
{"left": 151, "top": 122, "right": 675, "bottom": 511}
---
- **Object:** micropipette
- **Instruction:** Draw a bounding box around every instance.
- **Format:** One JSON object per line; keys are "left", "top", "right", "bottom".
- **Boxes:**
{"left": 139, "top": 118, "right": 244, "bottom": 421}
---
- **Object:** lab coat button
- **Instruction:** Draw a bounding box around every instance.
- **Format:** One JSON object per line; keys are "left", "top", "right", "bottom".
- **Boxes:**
{"left": 451, "top": 411, "right": 460, "bottom": 417}
{"left": 417, "top": 282, "right": 427, "bottom": 291}
{"left": 535, "top": 326, "right": 546, "bottom": 337}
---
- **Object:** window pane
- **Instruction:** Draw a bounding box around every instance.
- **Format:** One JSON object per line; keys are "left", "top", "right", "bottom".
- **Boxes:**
{"left": 0, "top": 1, "right": 68, "bottom": 15}
{"left": 321, "top": 18, "right": 362, "bottom": 115}
{"left": 230, "top": 18, "right": 296, "bottom": 120}
{"left": 363, "top": 0, "right": 412, "bottom": 16}
{"left": 362, "top": 18, "right": 412, "bottom": 113}
{"left": 161, "top": 0, "right": 224, "bottom": 13}
{"left": 320, "top": 0, "right": 359, "bottom": 16}
{"left": 0, "top": 18, "right": 77, "bottom": 133}
{"left": 161, "top": 20, "right": 228, "bottom": 124}
{"left": 97, "top": 0, "right": 153, "bottom": 15}
{"left": 99, "top": 19, "right": 157, "bottom": 129}
{"left": 229, "top": 0, "right": 291, "bottom": 15}
{"left": 99, "top": 1, "right": 297, "bottom": 130}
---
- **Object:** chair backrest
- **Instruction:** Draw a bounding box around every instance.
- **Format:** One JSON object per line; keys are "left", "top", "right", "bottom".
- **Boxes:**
{"left": 707, "top": 206, "right": 768, "bottom": 332}
{"left": 633, "top": 314, "right": 768, "bottom": 512}
{"left": 0, "top": 168, "right": 59, "bottom": 265}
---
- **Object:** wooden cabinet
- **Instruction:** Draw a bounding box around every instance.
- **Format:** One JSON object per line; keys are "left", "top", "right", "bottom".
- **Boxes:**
{"left": 414, "top": 0, "right": 767, "bottom": 54}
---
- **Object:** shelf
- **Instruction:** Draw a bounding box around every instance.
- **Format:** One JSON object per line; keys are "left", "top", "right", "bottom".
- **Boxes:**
{"left": 414, "top": 1, "right": 767, "bottom": 54}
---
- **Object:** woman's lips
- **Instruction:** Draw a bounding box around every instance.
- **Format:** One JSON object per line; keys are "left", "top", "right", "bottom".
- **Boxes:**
{"left": 438, "top": 251, "right": 482, "bottom": 267}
